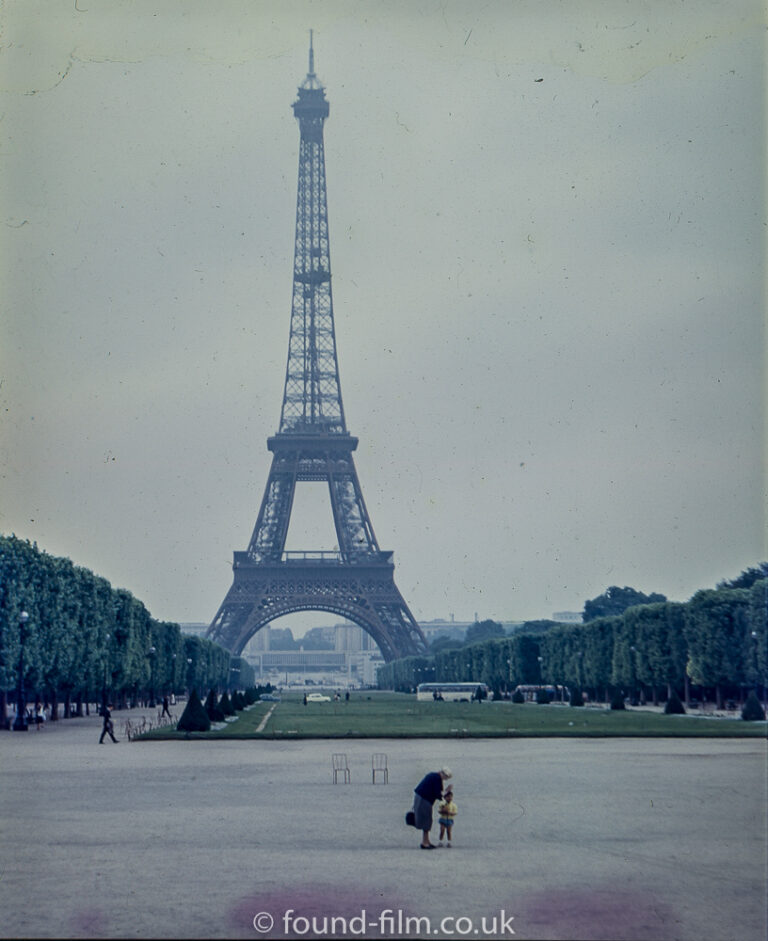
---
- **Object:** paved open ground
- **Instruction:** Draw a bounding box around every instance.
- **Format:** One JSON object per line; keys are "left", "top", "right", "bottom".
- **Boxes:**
{"left": 0, "top": 708, "right": 765, "bottom": 941}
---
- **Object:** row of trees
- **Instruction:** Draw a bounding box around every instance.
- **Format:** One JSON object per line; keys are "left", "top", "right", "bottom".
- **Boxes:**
{"left": 0, "top": 536, "right": 253, "bottom": 724}
{"left": 379, "top": 581, "right": 768, "bottom": 709}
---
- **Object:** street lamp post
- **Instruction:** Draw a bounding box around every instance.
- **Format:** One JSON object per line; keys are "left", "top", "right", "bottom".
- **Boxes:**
{"left": 750, "top": 631, "right": 761, "bottom": 702}
{"left": 13, "top": 611, "right": 30, "bottom": 731}
{"left": 101, "top": 633, "right": 111, "bottom": 713}
{"left": 629, "top": 645, "right": 639, "bottom": 706}
{"left": 148, "top": 646, "right": 157, "bottom": 708}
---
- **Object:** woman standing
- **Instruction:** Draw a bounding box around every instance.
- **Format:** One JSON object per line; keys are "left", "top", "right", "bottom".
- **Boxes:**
{"left": 412, "top": 767, "right": 452, "bottom": 849}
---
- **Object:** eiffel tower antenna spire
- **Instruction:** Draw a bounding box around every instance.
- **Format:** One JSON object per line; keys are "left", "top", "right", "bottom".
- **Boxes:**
{"left": 207, "top": 41, "right": 427, "bottom": 662}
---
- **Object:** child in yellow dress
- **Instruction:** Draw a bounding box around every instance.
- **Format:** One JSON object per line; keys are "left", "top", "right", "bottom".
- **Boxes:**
{"left": 437, "top": 787, "right": 457, "bottom": 847}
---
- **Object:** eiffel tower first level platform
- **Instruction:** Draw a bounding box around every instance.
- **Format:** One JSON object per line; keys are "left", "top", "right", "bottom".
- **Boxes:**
{"left": 206, "top": 37, "right": 427, "bottom": 662}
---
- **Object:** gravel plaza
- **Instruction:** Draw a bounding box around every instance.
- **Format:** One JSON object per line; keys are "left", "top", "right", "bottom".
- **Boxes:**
{"left": 0, "top": 708, "right": 765, "bottom": 941}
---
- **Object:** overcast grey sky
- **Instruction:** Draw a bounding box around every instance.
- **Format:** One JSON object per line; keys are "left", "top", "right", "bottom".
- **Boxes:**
{"left": 1, "top": 1, "right": 765, "bottom": 634}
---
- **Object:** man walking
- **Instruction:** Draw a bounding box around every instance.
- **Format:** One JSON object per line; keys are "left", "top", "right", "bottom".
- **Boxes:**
{"left": 99, "top": 704, "right": 119, "bottom": 743}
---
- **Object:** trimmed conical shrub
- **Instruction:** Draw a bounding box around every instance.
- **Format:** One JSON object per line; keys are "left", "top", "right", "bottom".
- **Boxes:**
{"left": 741, "top": 690, "right": 766, "bottom": 721}
{"left": 204, "top": 689, "right": 226, "bottom": 722}
{"left": 610, "top": 689, "right": 626, "bottom": 710}
{"left": 177, "top": 689, "right": 211, "bottom": 733}
{"left": 664, "top": 689, "right": 686, "bottom": 715}
{"left": 233, "top": 691, "right": 246, "bottom": 710}
{"left": 512, "top": 689, "right": 525, "bottom": 704}
{"left": 569, "top": 686, "right": 584, "bottom": 707}
{"left": 535, "top": 687, "right": 550, "bottom": 704}
{"left": 219, "top": 692, "right": 235, "bottom": 716}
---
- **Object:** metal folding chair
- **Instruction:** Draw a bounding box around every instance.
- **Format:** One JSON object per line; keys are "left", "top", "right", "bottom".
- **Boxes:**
{"left": 371, "top": 753, "right": 388, "bottom": 784}
{"left": 332, "top": 753, "right": 351, "bottom": 784}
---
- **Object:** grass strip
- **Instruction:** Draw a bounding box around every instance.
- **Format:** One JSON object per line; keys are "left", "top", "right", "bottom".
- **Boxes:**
{"left": 136, "top": 691, "right": 767, "bottom": 740}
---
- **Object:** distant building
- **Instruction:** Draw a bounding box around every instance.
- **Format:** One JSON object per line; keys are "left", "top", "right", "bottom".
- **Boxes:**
{"left": 552, "top": 611, "right": 583, "bottom": 623}
{"left": 179, "top": 623, "right": 209, "bottom": 637}
{"left": 418, "top": 619, "right": 474, "bottom": 643}
{"left": 334, "top": 622, "right": 376, "bottom": 652}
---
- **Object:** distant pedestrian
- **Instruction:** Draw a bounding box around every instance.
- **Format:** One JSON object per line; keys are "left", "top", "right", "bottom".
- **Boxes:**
{"left": 99, "top": 704, "right": 118, "bottom": 744}
{"left": 161, "top": 696, "right": 171, "bottom": 718}
{"left": 303, "top": 693, "right": 308, "bottom": 706}
{"left": 411, "top": 767, "right": 452, "bottom": 849}
{"left": 34, "top": 701, "right": 44, "bottom": 731}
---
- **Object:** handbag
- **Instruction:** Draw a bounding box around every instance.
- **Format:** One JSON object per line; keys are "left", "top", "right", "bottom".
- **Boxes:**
{"left": 405, "top": 810, "right": 416, "bottom": 827}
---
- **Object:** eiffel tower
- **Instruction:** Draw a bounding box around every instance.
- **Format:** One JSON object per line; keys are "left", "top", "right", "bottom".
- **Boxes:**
{"left": 206, "top": 37, "right": 427, "bottom": 662}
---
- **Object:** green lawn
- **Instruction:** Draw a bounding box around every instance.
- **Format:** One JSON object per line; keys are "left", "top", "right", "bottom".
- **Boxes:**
{"left": 139, "top": 691, "right": 767, "bottom": 740}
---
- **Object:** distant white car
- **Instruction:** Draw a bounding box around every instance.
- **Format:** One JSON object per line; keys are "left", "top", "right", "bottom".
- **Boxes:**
{"left": 306, "top": 692, "right": 331, "bottom": 702}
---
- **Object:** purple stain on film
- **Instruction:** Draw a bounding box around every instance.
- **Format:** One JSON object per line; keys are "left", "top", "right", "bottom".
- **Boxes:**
{"left": 69, "top": 907, "right": 109, "bottom": 938}
{"left": 231, "top": 883, "right": 412, "bottom": 939}
{"left": 520, "top": 887, "right": 674, "bottom": 941}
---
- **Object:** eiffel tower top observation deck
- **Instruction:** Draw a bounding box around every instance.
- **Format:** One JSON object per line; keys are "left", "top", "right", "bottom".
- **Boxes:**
{"left": 280, "top": 32, "right": 345, "bottom": 437}
{"left": 206, "top": 38, "right": 427, "bottom": 661}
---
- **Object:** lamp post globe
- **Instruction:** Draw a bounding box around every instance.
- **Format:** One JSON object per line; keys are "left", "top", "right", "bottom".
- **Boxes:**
{"left": 13, "top": 611, "right": 30, "bottom": 731}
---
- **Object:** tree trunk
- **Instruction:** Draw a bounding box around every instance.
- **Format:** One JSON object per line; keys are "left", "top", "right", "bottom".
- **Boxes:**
{"left": 715, "top": 684, "right": 724, "bottom": 709}
{"left": 684, "top": 675, "right": 691, "bottom": 708}
{"left": 63, "top": 691, "right": 71, "bottom": 719}
{"left": 49, "top": 689, "right": 59, "bottom": 721}
{"left": 0, "top": 690, "right": 7, "bottom": 729}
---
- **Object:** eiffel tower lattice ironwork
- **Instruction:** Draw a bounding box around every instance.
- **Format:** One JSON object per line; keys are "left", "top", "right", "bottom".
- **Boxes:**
{"left": 206, "top": 38, "right": 427, "bottom": 662}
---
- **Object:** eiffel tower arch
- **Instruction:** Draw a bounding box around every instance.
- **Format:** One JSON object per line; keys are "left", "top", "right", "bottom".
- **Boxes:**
{"left": 207, "top": 37, "right": 427, "bottom": 662}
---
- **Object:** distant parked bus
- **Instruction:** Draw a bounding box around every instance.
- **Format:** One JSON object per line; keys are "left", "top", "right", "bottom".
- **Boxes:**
{"left": 416, "top": 682, "right": 489, "bottom": 702}
{"left": 513, "top": 684, "right": 568, "bottom": 702}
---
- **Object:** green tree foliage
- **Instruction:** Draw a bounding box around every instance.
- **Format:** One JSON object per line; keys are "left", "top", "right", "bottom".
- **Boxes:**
{"left": 717, "top": 563, "right": 768, "bottom": 590}
{"left": 300, "top": 627, "right": 334, "bottom": 650}
{"left": 228, "top": 656, "right": 254, "bottom": 690}
{"left": 464, "top": 620, "right": 505, "bottom": 645}
{"left": 583, "top": 586, "right": 666, "bottom": 622}
{"left": 621, "top": 603, "right": 687, "bottom": 701}
{"left": 0, "top": 535, "right": 237, "bottom": 718}
{"left": 267, "top": 627, "right": 298, "bottom": 649}
{"left": 376, "top": 565, "right": 765, "bottom": 709}
{"left": 518, "top": 619, "right": 563, "bottom": 635}
{"left": 684, "top": 588, "right": 750, "bottom": 708}
{"left": 428, "top": 636, "right": 463, "bottom": 654}
{"left": 745, "top": 580, "right": 768, "bottom": 689}
{"left": 176, "top": 688, "right": 211, "bottom": 732}
{"left": 579, "top": 617, "right": 618, "bottom": 699}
